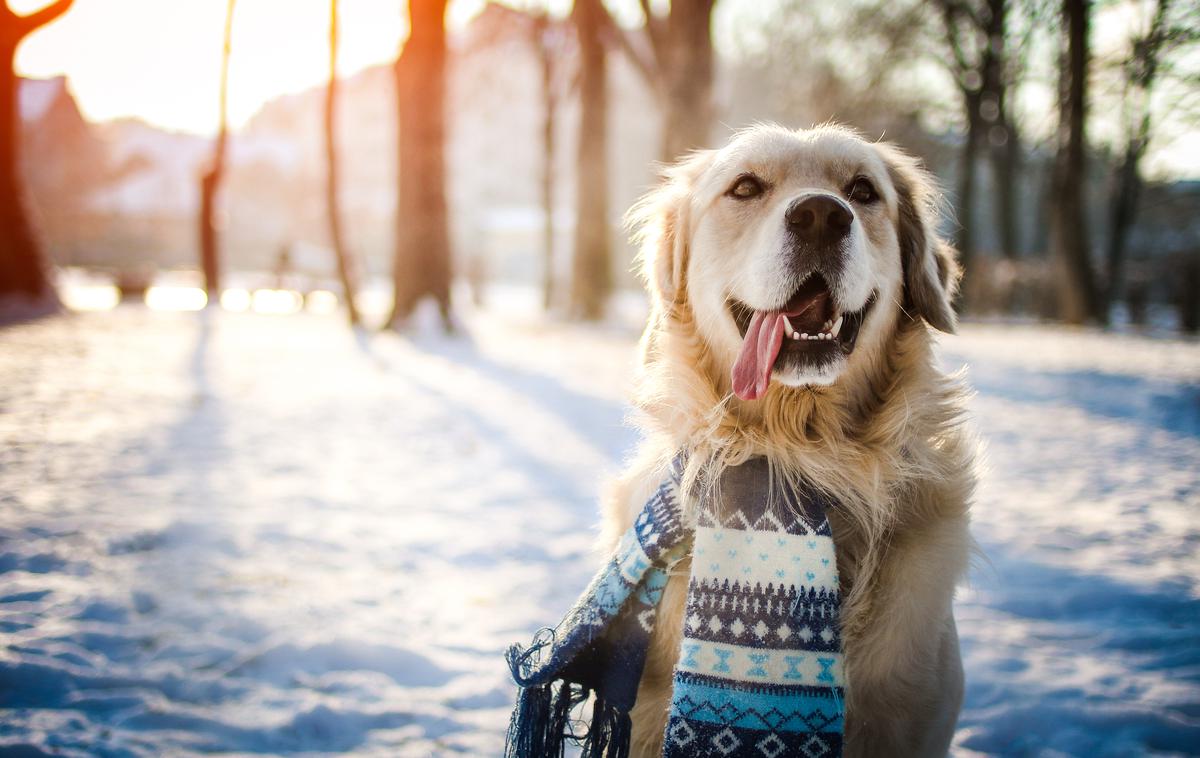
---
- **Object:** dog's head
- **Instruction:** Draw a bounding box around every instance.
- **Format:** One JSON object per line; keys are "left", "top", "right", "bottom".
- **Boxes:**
{"left": 634, "top": 124, "right": 959, "bottom": 404}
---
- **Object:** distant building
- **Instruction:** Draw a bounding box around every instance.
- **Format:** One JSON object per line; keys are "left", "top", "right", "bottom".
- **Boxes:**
{"left": 18, "top": 76, "right": 110, "bottom": 266}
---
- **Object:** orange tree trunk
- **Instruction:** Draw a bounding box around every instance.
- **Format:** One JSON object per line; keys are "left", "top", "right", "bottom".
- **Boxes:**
{"left": 569, "top": 0, "right": 611, "bottom": 321}
{"left": 389, "top": 0, "right": 452, "bottom": 330}
{"left": 0, "top": 13, "right": 59, "bottom": 307}
{"left": 325, "top": 0, "right": 360, "bottom": 325}
{"left": 198, "top": 0, "right": 234, "bottom": 304}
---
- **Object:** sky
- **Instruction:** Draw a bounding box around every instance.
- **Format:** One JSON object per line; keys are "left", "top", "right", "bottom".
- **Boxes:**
{"left": 12, "top": 0, "right": 583, "bottom": 135}
{"left": 13, "top": 0, "right": 411, "bottom": 134}
{"left": 12, "top": 0, "right": 1199, "bottom": 179}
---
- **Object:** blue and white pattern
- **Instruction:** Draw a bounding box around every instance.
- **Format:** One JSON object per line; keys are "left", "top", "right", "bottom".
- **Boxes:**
{"left": 663, "top": 458, "right": 844, "bottom": 757}
{"left": 504, "top": 457, "right": 844, "bottom": 758}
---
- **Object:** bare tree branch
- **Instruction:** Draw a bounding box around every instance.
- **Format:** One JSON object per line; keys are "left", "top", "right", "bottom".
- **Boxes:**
{"left": 596, "top": 7, "right": 661, "bottom": 91}
{"left": 14, "top": 0, "right": 73, "bottom": 40}
{"left": 937, "top": 2, "right": 976, "bottom": 89}
{"left": 635, "top": 0, "right": 667, "bottom": 67}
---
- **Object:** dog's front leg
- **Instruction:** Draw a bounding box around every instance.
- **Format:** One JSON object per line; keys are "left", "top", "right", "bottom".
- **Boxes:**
{"left": 841, "top": 515, "right": 969, "bottom": 757}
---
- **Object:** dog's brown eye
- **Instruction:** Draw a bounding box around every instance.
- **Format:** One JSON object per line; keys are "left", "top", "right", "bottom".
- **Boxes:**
{"left": 727, "top": 175, "right": 765, "bottom": 200}
{"left": 847, "top": 177, "right": 878, "bottom": 204}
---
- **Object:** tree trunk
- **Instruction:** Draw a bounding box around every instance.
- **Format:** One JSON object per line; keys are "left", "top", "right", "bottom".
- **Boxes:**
{"left": 955, "top": 92, "right": 982, "bottom": 284}
{"left": 325, "top": 0, "right": 360, "bottom": 325}
{"left": 659, "top": 0, "right": 716, "bottom": 161}
{"left": 1102, "top": 0, "right": 1169, "bottom": 324}
{"left": 990, "top": 128, "right": 1020, "bottom": 260}
{"left": 199, "top": 167, "right": 220, "bottom": 297}
{"left": 982, "top": 0, "right": 1020, "bottom": 261}
{"left": 199, "top": 0, "right": 234, "bottom": 305}
{"left": 1178, "top": 254, "right": 1200, "bottom": 334}
{"left": 0, "top": 0, "right": 74, "bottom": 312}
{"left": 1102, "top": 142, "right": 1142, "bottom": 322}
{"left": 0, "top": 41, "right": 50, "bottom": 304}
{"left": 389, "top": 0, "right": 452, "bottom": 330}
{"left": 1049, "top": 0, "right": 1098, "bottom": 325}
{"left": 536, "top": 15, "right": 557, "bottom": 312}
{"left": 569, "top": 0, "right": 611, "bottom": 321}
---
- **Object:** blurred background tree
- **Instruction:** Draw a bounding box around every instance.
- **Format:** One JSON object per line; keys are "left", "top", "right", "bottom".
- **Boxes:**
{"left": 568, "top": 0, "right": 610, "bottom": 321}
{"left": 932, "top": 0, "right": 1026, "bottom": 299}
{"left": 326, "top": 0, "right": 361, "bottom": 325}
{"left": 198, "top": 0, "right": 235, "bottom": 303}
{"left": 1099, "top": 0, "right": 1198, "bottom": 324}
{"left": 389, "top": 0, "right": 452, "bottom": 330}
{"left": 1050, "top": 0, "right": 1099, "bottom": 325}
{"left": 530, "top": 11, "right": 565, "bottom": 312}
{"left": 604, "top": 0, "right": 719, "bottom": 162}
{"left": 0, "top": 0, "right": 73, "bottom": 314}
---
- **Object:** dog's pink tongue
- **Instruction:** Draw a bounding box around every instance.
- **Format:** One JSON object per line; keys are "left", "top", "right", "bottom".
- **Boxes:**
{"left": 731, "top": 311, "right": 786, "bottom": 401}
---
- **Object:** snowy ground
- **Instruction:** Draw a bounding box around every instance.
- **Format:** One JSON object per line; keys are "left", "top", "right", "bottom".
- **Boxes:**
{"left": 1, "top": 294, "right": 1198, "bottom": 757}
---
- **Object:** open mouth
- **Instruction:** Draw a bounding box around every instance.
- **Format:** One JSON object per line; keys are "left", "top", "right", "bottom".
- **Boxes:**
{"left": 727, "top": 273, "right": 876, "bottom": 400}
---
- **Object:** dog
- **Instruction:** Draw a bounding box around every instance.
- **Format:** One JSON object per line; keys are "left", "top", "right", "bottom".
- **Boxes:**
{"left": 601, "top": 124, "right": 975, "bottom": 757}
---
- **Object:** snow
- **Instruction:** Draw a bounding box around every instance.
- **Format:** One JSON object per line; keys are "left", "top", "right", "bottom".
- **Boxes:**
{"left": 1, "top": 297, "right": 1197, "bottom": 757}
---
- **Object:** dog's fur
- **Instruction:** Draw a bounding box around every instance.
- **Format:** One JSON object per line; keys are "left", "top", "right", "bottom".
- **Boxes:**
{"left": 600, "top": 124, "right": 975, "bottom": 757}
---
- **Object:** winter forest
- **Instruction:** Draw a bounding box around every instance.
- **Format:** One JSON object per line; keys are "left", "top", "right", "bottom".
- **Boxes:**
{"left": 0, "top": 0, "right": 1198, "bottom": 756}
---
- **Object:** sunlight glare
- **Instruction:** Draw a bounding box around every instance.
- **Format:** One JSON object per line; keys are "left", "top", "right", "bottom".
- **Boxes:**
{"left": 251, "top": 289, "right": 303, "bottom": 315}
{"left": 145, "top": 286, "right": 207, "bottom": 312}
{"left": 62, "top": 284, "right": 119, "bottom": 312}
{"left": 305, "top": 290, "right": 339, "bottom": 315}
{"left": 220, "top": 288, "right": 252, "bottom": 312}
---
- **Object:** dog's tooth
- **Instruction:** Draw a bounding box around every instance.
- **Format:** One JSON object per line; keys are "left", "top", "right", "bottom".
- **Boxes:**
{"left": 782, "top": 316, "right": 796, "bottom": 336}
{"left": 792, "top": 332, "right": 800, "bottom": 340}
{"left": 800, "top": 333, "right": 809, "bottom": 339}
{"left": 831, "top": 315, "right": 844, "bottom": 338}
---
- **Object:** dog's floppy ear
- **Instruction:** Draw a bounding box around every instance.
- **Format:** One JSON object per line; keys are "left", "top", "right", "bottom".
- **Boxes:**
{"left": 629, "top": 150, "right": 713, "bottom": 312}
{"left": 883, "top": 146, "right": 961, "bottom": 333}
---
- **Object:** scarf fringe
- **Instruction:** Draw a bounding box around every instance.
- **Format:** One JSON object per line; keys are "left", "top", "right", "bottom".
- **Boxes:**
{"left": 581, "top": 693, "right": 631, "bottom": 758}
{"left": 504, "top": 681, "right": 631, "bottom": 758}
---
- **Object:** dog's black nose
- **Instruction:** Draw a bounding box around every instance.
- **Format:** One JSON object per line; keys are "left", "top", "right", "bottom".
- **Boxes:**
{"left": 786, "top": 194, "right": 854, "bottom": 246}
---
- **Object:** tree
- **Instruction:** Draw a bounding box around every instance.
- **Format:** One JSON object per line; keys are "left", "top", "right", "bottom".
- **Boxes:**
{"left": 388, "top": 0, "right": 452, "bottom": 331}
{"left": 0, "top": 0, "right": 73, "bottom": 313}
{"left": 934, "top": 0, "right": 1024, "bottom": 282}
{"left": 325, "top": 0, "right": 361, "bottom": 325}
{"left": 604, "top": 0, "right": 718, "bottom": 161}
{"left": 1100, "top": 0, "right": 1196, "bottom": 323}
{"left": 569, "top": 0, "right": 611, "bottom": 321}
{"left": 562, "top": 0, "right": 720, "bottom": 320}
{"left": 1049, "top": 0, "right": 1100, "bottom": 324}
{"left": 199, "top": 0, "right": 235, "bottom": 304}
{"left": 532, "top": 12, "right": 565, "bottom": 312}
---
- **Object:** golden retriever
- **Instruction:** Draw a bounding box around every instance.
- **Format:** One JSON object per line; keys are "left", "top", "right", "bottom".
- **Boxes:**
{"left": 601, "top": 124, "right": 975, "bottom": 757}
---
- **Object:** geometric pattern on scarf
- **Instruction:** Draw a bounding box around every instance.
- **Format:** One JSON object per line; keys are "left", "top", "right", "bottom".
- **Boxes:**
{"left": 504, "top": 456, "right": 844, "bottom": 758}
{"left": 663, "top": 457, "right": 843, "bottom": 758}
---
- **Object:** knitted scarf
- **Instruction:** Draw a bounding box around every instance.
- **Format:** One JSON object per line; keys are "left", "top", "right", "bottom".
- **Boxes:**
{"left": 504, "top": 456, "right": 844, "bottom": 758}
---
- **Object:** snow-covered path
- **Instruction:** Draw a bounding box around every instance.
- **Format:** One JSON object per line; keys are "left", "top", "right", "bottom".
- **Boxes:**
{"left": 1, "top": 305, "right": 1197, "bottom": 757}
